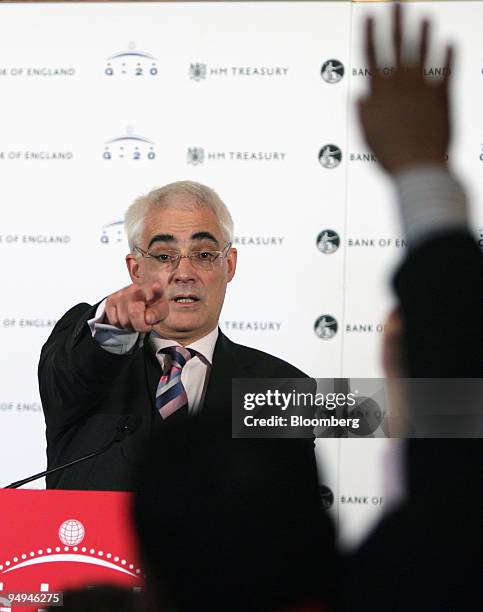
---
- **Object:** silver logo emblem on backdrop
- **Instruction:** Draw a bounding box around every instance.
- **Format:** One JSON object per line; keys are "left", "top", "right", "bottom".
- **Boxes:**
{"left": 476, "top": 228, "right": 483, "bottom": 252}
{"left": 187, "top": 147, "right": 205, "bottom": 165}
{"left": 105, "top": 42, "right": 158, "bottom": 77}
{"left": 314, "top": 315, "right": 338, "bottom": 339}
{"left": 103, "top": 126, "right": 157, "bottom": 161}
{"left": 316, "top": 230, "right": 340, "bottom": 254}
{"left": 189, "top": 63, "right": 207, "bottom": 81}
{"left": 319, "top": 485, "right": 334, "bottom": 510}
{"left": 321, "top": 59, "right": 345, "bottom": 84}
{"left": 318, "top": 145, "right": 342, "bottom": 169}
{"left": 100, "top": 221, "right": 125, "bottom": 245}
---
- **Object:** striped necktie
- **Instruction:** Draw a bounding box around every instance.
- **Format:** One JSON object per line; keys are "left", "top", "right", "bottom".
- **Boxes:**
{"left": 156, "top": 346, "right": 197, "bottom": 419}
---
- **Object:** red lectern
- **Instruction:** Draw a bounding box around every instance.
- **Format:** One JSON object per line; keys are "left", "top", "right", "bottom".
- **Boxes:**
{"left": 0, "top": 490, "right": 143, "bottom": 611}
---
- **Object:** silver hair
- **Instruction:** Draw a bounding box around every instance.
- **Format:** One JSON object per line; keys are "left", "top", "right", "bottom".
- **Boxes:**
{"left": 124, "top": 180, "right": 234, "bottom": 252}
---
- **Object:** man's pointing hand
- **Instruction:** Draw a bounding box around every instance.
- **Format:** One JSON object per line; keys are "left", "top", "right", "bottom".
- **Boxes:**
{"left": 104, "top": 282, "right": 168, "bottom": 332}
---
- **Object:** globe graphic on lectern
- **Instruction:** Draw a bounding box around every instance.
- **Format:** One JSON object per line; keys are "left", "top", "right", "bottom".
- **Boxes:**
{"left": 59, "top": 519, "right": 85, "bottom": 546}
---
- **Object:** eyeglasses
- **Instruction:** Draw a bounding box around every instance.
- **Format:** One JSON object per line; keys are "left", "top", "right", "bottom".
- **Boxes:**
{"left": 133, "top": 242, "right": 232, "bottom": 271}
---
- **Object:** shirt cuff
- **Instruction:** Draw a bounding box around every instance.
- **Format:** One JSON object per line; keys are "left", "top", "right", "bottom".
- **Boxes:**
{"left": 87, "top": 299, "right": 141, "bottom": 355}
{"left": 393, "top": 164, "right": 468, "bottom": 248}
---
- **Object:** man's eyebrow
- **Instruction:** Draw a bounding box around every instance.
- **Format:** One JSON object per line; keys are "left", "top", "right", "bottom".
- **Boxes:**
{"left": 191, "top": 231, "right": 219, "bottom": 246}
{"left": 147, "top": 231, "right": 220, "bottom": 249}
{"left": 147, "top": 234, "right": 177, "bottom": 249}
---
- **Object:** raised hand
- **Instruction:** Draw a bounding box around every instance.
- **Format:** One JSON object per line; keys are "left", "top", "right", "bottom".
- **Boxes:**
{"left": 358, "top": 3, "right": 453, "bottom": 174}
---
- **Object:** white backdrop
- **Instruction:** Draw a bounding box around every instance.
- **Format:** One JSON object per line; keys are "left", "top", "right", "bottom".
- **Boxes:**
{"left": 0, "top": 1, "right": 482, "bottom": 548}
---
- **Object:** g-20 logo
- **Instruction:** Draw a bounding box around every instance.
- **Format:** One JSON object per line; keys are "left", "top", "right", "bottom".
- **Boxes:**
{"left": 105, "top": 43, "right": 158, "bottom": 77}
{"left": 103, "top": 127, "right": 157, "bottom": 161}
{"left": 100, "top": 221, "right": 125, "bottom": 245}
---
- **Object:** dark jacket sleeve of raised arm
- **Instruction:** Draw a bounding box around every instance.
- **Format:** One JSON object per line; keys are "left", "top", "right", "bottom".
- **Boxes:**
{"left": 393, "top": 231, "right": 483, "bottom": 500}
{"left": 342, "top": 235, "right": 483, "bottom": 612}
{"left": 393, "top": 231, "right": 483, "bottom": 378}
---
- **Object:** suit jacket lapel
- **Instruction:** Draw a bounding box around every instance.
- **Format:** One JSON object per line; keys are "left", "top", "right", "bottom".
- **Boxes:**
{"left": 202, "top": 330, "right": 233, "bottom": 417}
{"left": 143, "top": 336, "right": 162, "bottom": 413}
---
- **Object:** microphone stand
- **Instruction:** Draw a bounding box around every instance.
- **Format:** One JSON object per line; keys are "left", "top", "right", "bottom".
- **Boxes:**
{"left": 3, "top": 415, "right": 140, "bottom": 489}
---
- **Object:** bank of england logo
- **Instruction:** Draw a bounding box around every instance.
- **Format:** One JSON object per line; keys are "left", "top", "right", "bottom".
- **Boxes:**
{"left": 321, "top": 59, "right": 344, "bottom": 84}
{"left": 100, "top": 220, "right": 124, "bottom": 245}
{"left": 319, "top": 485, "right": 334, "bottom": 510}
{"left": 314, "top": 315, "right": 337, "bottom": 339}
{"left": 58, "top": 520, "right": 85, "bottom": 546}
{"left": 316, "top": 230, "right": 340, "bottom": 254}
{"left": 318, "top": 145, "right": 342, "bottom": 169}
{"left": 189, "top": 63, "right": 207, "bottom": 81}
{"left": 187, "top": 147, "right": 205, "bottom": 165}
{"left": 347, "top": 395, "right": 385, "bottom": 437}
{"left": 103, "top": 127, "right": 156, "bottom": 161}
{"left": 104, "top": 42, "right": 158, "bottom": 77}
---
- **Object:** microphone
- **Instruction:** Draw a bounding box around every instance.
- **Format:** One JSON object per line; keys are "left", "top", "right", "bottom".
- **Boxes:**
{"left": 3, "top": 414, "right": 142, "bottom": 489}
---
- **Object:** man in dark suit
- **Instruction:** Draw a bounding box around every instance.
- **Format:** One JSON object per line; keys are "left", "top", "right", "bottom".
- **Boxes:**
{"left": 39, "top": 182, "right": 314, "bottom": 491}
{"left": 134, "top": 414, "right": 336, "bottom": 612}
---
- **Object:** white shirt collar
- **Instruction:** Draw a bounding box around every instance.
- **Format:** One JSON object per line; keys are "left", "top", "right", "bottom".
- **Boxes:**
{"left": 149, "top": 326, "right": 219, "bottom": 365}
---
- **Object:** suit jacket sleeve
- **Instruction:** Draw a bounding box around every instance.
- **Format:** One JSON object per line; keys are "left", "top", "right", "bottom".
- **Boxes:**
{"left": 393, "top": 230, "right": 483, "bottom": 499}
{"left": 394, "top": 231, "right": 483, "bottom": 378}
{"left": 38, "top": 302, "right": 139, "bottom": 431}
{"left": 341, "top": 237, "right": 482, "bottom": 612}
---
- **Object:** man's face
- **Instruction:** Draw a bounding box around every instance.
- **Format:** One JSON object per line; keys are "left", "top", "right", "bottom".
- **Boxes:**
{"left": 126, "top": 201, "right": 237, "bottom": 345}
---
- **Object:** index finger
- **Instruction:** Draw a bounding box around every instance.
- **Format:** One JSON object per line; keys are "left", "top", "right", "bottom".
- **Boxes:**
{"left": 143, "top": 282, "right": 168, "bottom": 325}
{"left": 365, "top": 17, "right": 377, "bottom": 73}
{"left": 418, "top": 19, "right": 430, "bottom": 70}
{"left": 364, "top": 16, "right": 381, "bottom": 90}
{"left": 145, "top": 299, "right": 169, "bottom": 326}
{"left": 393, "top": 2, "right": 403, "bottom": 69}
{"left": 442, "top": 44, "right": 454, "bottom": 89}
{"left": 143, "top": 282, "right": 164, "bottom": 305}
